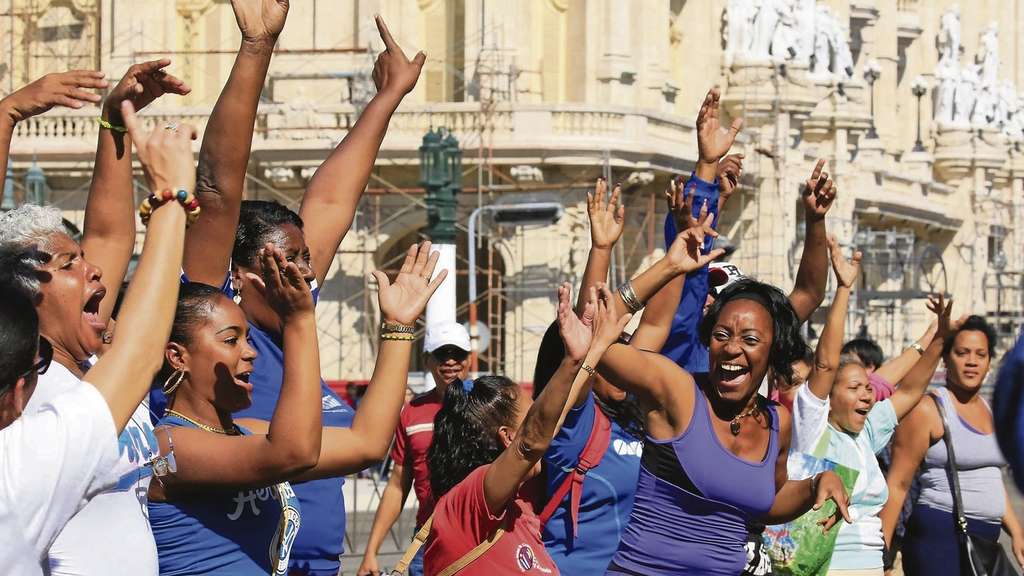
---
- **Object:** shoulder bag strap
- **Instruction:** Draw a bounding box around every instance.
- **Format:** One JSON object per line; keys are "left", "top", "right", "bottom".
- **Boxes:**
{"left": 537, "top": 404, "right": 613, "bottom": 538}
{"left": 436, "top": 518, "right": 509, "bottom": 576}
{"left": 390, "top": 516, "right": 433, "bottom": 576}
{"left": 930, "top": 393, "right": 970, "bottom": 536}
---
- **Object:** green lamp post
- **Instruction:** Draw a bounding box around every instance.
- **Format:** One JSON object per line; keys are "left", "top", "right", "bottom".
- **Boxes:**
{"left": 420, "top": 128, "right": 460, "bottom": 244}
{"left": 2, "top": 165, "right": 14, "bottom": 210}
{"left": 25, "top": 159, "right": 47, "bottom": 205}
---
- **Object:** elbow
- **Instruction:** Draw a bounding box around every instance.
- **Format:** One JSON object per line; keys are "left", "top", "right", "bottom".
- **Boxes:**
{"left": 514, "top": 426, "right": 551, "bottom": 463}
{"left": 278, "top": 443, "right": 320, "bottom": 477}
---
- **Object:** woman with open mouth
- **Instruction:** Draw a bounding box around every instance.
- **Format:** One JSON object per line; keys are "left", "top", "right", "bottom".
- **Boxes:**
{"left": 787, "top": 237, "right": 956, "bottom": 575}
{"left": 882, "top": 314, "right": 1024, "bottom": 575}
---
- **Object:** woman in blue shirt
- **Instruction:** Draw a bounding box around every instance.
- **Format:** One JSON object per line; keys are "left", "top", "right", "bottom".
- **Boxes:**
{"left": 148, "top": 242, "right": 445, "bottom": 575}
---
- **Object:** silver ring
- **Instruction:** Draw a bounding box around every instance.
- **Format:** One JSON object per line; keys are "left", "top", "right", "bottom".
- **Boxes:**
{"left": 164, "top": 122, "right": 179, "bottom": 132}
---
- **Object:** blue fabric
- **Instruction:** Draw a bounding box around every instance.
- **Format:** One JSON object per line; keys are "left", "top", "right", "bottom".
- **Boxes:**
{"left": 659, "top": 173, "right": 720, "bottom": 373}
{"left": 153, "top": 272, "right": 355, "bottom": 576}
{"left": 541, "top": 392, "right": 642, "bottom": 574}
{"left": 408, "top": 543, "right": 424, "bottom": 576}
{"left": 901, "top": 503, "right": 1001, "bottom": 576}
{"left": 149, "top": 418, "right": 302, "bottom": 576}
{"left": 995, "top": 329, "right": 1024, "bottom": 493}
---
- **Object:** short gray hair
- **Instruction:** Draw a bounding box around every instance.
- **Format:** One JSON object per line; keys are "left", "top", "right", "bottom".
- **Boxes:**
{"left": 0, "top": 204, "right": 67, "bottom": 247}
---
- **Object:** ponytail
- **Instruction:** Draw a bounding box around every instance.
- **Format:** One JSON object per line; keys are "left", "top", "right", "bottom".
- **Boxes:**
{"left": 427, "top": 375, "right": 520, "bottom": 500}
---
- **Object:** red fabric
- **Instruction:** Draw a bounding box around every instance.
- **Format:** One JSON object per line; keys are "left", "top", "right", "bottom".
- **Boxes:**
{"left": 424, "top": 465, "right": 559, "bottom": 576}
{"left": 538, "top": 405, "right": 611, "bottom": 539}
{"left": 869, "top": 371, "right": 895, "bottom": 401}
{"left": 390, "top": 393, "right": 443, "bottom": 526}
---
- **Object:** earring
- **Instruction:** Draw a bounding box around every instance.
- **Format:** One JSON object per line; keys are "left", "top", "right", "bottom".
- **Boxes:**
{"left": 231, "top": 278, "right": 242, "bottom": 305}
{"left": 163, "top": 369, "right": 186, "bottom": 395}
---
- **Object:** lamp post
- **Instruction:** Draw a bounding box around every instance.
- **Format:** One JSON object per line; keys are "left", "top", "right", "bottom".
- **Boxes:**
{"left": 864, "top": 59, "right": 881, "bottom": 140}
{"left": 911, "top": 75, "right": 928, "bottom": 152}
{"left": 2, "top": 165, "right": 14, "bottom": 210}
{"left": 25, "top": 158, "right": 47, "bottom": 205}
{"left": 467, "top": 202, "right": 564, "bottom": 373}
{"left": 420, "top": 128, "right": 460, "bottom": 334}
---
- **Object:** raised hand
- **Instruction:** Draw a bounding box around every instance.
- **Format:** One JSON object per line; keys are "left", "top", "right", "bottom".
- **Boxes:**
{"left": 230, "top": 0, "right": 289, "bottom": 45}
{"left": 588, "top": 178, "right": 625, "bottom": 250}
{"left": 591, "top": 284, "right": 634, "bottom": 353}
{"left": 373, "top": 15, "right": 427, "bottom": 98}
{"left": 697, "top": 88, "right": 743, "bottom": 166}
{"left": 666, "top": 176, "right": 716, "bottom": 236}
{"left": 718, "top": 153, "right": 744, "bottom": 208}
{"left": 120, "top": 101, "right": 197, "bottom": 193}
{"left": 372, "top": 241, "right": 447, "bottom": 327}
{"left": 243, "top": 244, "right": 314, "bottom": 319}
{"left": 0, "top": 70, "right": 108, "bottom": 123}
{"left": 927, "top": 293, "right": 957, "bottom": 340}
{"left": 828, "top": 235, "right": 861, "bottom": 289}
{"left": 803, "top": 159, "right": 837, "bottom": 220}
{"left": 665, "top": 204, "right": 725, "bottom": 276}
{"left": 104, "top": 60, "right": 191, "bottom": 124}
{"left": 557, "top": 283, "right": 595, "bottom": 362}
{"left": 814, "top": 470, "right": 853, "bottom": 533}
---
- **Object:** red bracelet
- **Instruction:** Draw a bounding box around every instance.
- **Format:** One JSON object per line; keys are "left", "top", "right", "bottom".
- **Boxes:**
{"left": 139, "top": 188, "right": 201, "bottom": 227}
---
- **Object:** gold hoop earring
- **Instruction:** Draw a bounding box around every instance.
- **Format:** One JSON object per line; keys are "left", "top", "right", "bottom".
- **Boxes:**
{"left": 163, "top": 369, "right": 186, "bottom": 395}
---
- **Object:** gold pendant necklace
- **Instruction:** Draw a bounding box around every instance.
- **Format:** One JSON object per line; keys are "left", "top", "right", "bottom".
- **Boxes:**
{"left": 730, "top": 404, "right": 761, "bottom": 435}
{"left": 164, "top": 409, "right": 234, "bottom": 435}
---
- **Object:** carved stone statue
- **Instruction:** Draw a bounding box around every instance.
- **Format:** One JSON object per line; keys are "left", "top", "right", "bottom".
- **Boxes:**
{"left": 977, "top": 22, "right": 999, "bottom": 90}
{"left": 954, "top": 63, "right": 979, "bottom": 127}
{"left": 770, "top": 0, "right": 799, "bottom": 63}
{"left": 938, "top": 5, "right": 961, "bottom": 68}
{"left": 973, "top": 84, "right": 996, "bottom": 126}
{"left": 792, "top": 0, "right": 817, "bottom": 64}
{"left": 832, "top": 20, "right": 854, "bottom": 79}
{"left": 935, "top": 58, "right": 958, "bottom": 125}
{"left": 750, "top": 0, "right": 786, "bottom": 61}
{"left": 724, "top": 0, "right": 758, "bottom": 67}
{"left": 809, "top": 5, "right": 835, "bottom": 80}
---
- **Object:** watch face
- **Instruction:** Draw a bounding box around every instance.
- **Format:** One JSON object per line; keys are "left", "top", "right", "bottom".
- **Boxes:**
{"left": 152, "top": 457, "right": 169, "bottom": 477}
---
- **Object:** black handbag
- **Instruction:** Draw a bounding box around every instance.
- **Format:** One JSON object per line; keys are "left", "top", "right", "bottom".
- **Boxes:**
{"left": 931, "top": 394, "right": 1018, "bottom": 576}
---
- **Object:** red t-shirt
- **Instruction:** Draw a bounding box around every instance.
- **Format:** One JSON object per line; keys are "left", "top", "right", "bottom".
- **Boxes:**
{"left": 423, "top": 465, "right": 558, "bottom": 575}
{"left": 390, "top": 392, "right": 443, "bottom": 526}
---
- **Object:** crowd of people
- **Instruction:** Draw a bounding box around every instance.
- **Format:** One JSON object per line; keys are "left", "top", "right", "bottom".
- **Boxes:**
{"left": 2, "top": 2, "right": 1024, "bottom": 576}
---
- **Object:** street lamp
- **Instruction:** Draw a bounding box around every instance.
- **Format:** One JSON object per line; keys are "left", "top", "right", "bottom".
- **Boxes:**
{"left": 24, "top": 158, "right": 47, "bottom": 205}
{"left": 420, "top": 128, "right": 461, "bottom": 332}
{"left": 2, "top": 165, "right": 14, "bottom": 210}
{"left": 911, "top": 75, "right": 928, "bottom": 152}
{"left": 863, "top": 59, "right": 881, "bottom": 139}
{"left": 467, "top": 202, "right": 564, "bottom": 373}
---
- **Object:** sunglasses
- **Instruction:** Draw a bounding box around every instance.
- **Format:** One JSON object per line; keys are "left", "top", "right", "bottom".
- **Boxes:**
{"left": 22, "top": 337, "right": 53, "bottom": 378}
{"left": 431, "top": 346, "right": 470, "bottom": 363}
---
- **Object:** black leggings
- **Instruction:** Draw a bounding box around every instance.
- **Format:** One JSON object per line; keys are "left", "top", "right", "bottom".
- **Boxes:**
{"left": 901, "top": 504, "right": 1001, "bottom": 576}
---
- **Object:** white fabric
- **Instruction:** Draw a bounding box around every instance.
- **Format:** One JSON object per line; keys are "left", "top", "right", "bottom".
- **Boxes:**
{"left": 423, "top": 322, "right": 471, "bottom": 353}
{"left": 0, "top": 382, "right": 119, "bottom": 575}
{"left": 25, "top": 363, "right": 159, "bottom": 576}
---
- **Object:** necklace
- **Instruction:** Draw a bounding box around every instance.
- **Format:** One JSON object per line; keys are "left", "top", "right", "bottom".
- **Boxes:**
{"left": 164, "top": 409, "right": 234, "bottom": 435}
{"left": 730, "top": 403, "right": 761, "bottom": 435}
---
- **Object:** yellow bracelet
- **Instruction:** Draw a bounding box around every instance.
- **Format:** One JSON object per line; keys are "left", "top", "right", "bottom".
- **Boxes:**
{"left": 381, "top": 332, "right": 416, "bottom": 341}
{"left": 97, "top": 116, "right": 127, "bottom": 133}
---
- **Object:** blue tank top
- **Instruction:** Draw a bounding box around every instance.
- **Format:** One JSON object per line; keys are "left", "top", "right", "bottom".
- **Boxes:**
{"left": 542, "top": 392, "right": 642, "bottom": 574}
{"left": 609, "top": 382, "right": 779, "bottom": 575}
{"left": 148, "top": 415, "right": 302, "bottom": 575}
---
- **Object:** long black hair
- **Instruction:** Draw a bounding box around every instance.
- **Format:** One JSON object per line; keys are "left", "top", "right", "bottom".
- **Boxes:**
{"left": 700, "top": 278, "right": 806, "bottom": 383}
{"left": 0, "top": 245, "right": 48, "bottom": 394}
{"left": 427, "top": 375, "right": 521, "bottom": 500}
{"left": 532, "top": 321, "right": 645, "bottom": 440}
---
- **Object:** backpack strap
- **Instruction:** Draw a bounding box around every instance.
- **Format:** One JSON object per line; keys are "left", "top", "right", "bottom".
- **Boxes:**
{"left": 537, "top": 403, "right": 613, "bottom": 539}
{"left": 390, "top": 516, "right": 432, "bottom": 576}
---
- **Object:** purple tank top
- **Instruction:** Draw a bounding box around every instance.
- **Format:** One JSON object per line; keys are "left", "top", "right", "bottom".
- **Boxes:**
{"left": 609, "top": 382, "right": 780, "bottom": 575}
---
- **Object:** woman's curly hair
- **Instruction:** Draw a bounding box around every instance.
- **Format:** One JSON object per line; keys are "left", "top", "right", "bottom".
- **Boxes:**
{"left": 699, "top": 278, "right": 807, "bottom": 383}
{"left": 427, "top": 375, "right": 521, "bottom": 500}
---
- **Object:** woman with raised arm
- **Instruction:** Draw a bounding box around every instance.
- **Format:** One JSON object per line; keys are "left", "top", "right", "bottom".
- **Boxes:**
{"left": 171, "top": 6, "right": 426, "bottom": 573}
{"left": 787, "top": 239, "right": 955, "bottom": 574}
{"left": 881, "top": 315, "right": 1024, "bottom": 574}
{"left": 421, "top": 283, "right": 631, "bottom": 575}
{"left": 0, "top": 100, "right": 195, "bottom": 575}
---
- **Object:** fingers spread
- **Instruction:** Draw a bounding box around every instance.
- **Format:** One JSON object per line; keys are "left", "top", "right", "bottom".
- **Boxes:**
{"left": 399, "top": 243, "right": 418, "bottom": 274}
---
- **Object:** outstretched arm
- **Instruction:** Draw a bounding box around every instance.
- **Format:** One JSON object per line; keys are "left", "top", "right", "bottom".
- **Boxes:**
{"left": 302, "top": 16, "right": 426, "bottom": 285}
{"left": 889, "top": 295, "right": 954, "bottom": 420}
{"left": 576, "top": 178, "right": 623, "bottom": 313}
{"left": 881, "top": 399, "right": 934, "bottom": 546}
{"left": 84, "top": 102, "right": 195, "bottom": 433}
{"left": 357, "top": 462, "right": 414, "bottom": 576}
{"left": 789, "top": 160, "right": 836, "bottom": 322}
{"left": 183, "top": 0, "right": 288, "bottom": 286}
{"left": 0, "top": 70, "right": 108, "bottom": 195}
{"left": 875, "top": 321, "right": 937, "bottom": 385}
{"left": 806, "top": 237, "right": 860, "bottom": 400}
{"left": 84, "top": 60, "right": 191, "bottom": 324}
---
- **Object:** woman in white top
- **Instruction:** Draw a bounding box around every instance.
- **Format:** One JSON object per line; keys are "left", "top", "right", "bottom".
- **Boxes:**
{"left": 0, "top": 101, "right": 198, "bottom": 575}
{"left": 788, "top": 237, "right": 953, "bottom": 575}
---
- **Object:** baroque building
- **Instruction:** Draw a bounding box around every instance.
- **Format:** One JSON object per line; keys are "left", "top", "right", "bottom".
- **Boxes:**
{"left": 1, "top": 0, "right": 1022, "bottom": 385}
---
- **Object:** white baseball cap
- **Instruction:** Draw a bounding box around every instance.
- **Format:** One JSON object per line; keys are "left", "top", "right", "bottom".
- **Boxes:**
{"left": 708, "top": 262, "right": 746, "bottom": 297}
{"left": 424, "top": 322, "right": 471, "bottom": 354}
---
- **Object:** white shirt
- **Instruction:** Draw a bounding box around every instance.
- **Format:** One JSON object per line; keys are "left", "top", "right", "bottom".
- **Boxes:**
{"left": 0, "top": 381, "right": 120, "bottom": 575}
{"left": 25, "top": 363, "right": 159, "bottom": 576}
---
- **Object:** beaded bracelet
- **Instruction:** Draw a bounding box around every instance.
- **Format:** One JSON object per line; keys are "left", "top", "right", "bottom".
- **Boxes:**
{"left": 97, "top": 116, "right": 127, "bottom": 133}
{"left": 139, "top": 188, "right": 201, "bottom": 228}
{"left": 381, "top": 332, "right": 416, "bottom": 342}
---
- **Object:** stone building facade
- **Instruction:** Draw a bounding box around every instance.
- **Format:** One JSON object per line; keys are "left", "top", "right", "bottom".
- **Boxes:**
{"left": 2, "top": 0, "right": 1022, "bottom": 384}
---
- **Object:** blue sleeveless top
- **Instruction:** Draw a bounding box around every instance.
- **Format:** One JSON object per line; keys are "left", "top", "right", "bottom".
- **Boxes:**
{"left": 609, "top": 382, "right": 779, "bottom": 575}
{"left": 148, "top": 415, "right": 301, "bottom": 575}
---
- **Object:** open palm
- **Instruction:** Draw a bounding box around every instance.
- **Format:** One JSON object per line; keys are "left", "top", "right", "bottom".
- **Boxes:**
{"left": 588, "top": 179, "right": 625, "bottom": 249}
{"left": 666, "top": 213, "right": 725, "bottom": 276}
{"left": 372, "top": 241, "right": 447, "bottom": 327}
{"left": 697, "top": 88, "right": 743, "bottom": 164}
{"left": 231, "top": 0, "right": 289, "bottom": 43}
{"left": 557, "top": 283, "right": 594, "bottom": 362}
{"left": 828, "top": 236, "right": 861, "bottom": 288}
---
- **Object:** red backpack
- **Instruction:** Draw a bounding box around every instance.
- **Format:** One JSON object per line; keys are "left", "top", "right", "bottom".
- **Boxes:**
{"left": 537, "top": 405, "right": 612, "bottom": 539}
